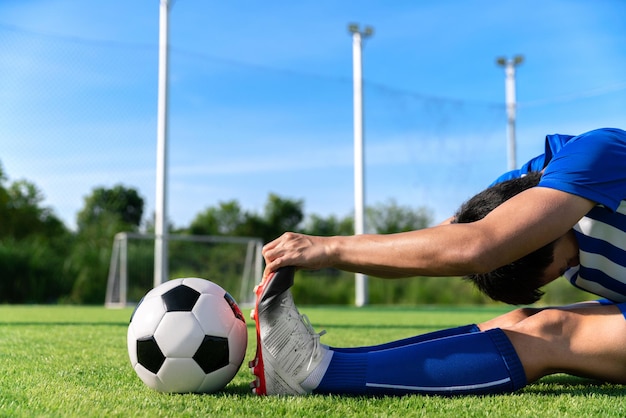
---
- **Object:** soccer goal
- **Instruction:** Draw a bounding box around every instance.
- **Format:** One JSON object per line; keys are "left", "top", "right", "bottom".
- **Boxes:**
{"left": 105, "top": 232, "right": 263, "bottom": 308}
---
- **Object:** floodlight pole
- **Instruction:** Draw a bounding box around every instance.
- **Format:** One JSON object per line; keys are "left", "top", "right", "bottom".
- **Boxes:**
{"left": 496, "top": 55, "right": 523, "bottom": 171}
{"left": 154, "top": 0, "right": 172, "bottom": 288}
{"left": 348, "top": 23, "right": 373, "bottom": 307}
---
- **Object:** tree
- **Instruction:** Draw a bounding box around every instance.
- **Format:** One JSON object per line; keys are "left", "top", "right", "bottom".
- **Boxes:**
{"left": 238, "top": 194, "right": 304, "bottom": 243}
{"left": 0, "top": 162, "right": 67, "bottom": 240}
{"left": 1, "top": 180, "right": 67, "bottom": 239}
{"left": 76, "top": 184, "right": 144, "bottom": 231}
{"left": 69, "top": 185, "right": 145, "bottom": 303}
{"left": 303, "top": 213, "right": 354, "bottom": 236}
{"left": 188, "top": 200, "right": 245, "bottom": 236}
{"left": 67, "top": 211, "right": 128, "bottom": 304}
{"left": 366, "top": 199, "right": 432, "bottom": 234}
{"left": 0, "top": 161, "right": 73, "bottom": 303}
{"left": 0, "top": 162, "right": 8, "bottom": 220}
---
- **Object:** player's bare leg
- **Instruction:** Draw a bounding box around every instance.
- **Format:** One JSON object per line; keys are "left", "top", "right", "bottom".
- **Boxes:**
{"left": 492, "top": 303, "right": 626, "bottom": 383}
{"left": 478, "top": 301, "right": 605, "bottom": 331}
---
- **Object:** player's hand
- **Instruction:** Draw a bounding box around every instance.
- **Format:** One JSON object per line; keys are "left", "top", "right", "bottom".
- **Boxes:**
{"left": 262, "top": 232, "right": 333, "bottom": 278}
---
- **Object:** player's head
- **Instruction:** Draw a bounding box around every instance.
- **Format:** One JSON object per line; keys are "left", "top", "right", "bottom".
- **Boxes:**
{"left": 452, "top": 171, "right": 556, "bottom": 305}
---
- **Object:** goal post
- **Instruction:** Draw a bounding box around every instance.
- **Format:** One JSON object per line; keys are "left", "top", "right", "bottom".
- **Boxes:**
{"left": 105, "top": 232, "right": 263, "bottom": 308}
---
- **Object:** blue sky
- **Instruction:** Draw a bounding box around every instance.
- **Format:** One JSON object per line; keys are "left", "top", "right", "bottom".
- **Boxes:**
{"left": 1, "top": 0, "right": 625, "bottom": 231}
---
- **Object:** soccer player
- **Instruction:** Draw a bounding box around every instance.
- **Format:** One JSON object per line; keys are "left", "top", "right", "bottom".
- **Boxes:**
{"left": 249, "top": 127, "right": 626, "bottom": 396}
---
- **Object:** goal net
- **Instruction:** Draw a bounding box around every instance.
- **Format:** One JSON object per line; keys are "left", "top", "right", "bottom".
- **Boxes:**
{"left": 105, "top": 232, "right": 263, "bottom": 308}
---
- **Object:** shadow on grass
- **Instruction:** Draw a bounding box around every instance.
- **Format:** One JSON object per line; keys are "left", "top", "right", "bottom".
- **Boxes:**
{"left": 524, "top": 375, "right": 626, "bottom": 397}
{"left": 182, "top": 374, "right": 626, "bottom": 399}
{"left": 220, "top": 382, "right": 256, "bottom": 396}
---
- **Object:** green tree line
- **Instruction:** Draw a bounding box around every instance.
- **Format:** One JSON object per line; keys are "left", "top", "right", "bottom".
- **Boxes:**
{"left": 0, "top": 161, "right": 587, "bottom": 305}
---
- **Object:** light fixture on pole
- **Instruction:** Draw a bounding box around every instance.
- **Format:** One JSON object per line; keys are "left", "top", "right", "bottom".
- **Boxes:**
{"left": 154, "top": 0, "right": 172, "bottom": 287}
{"left": 348, "top": 23, "right": 373, "bottom": 307}
{"left": 496, "top": 55, "right": 523, "bottom": 171}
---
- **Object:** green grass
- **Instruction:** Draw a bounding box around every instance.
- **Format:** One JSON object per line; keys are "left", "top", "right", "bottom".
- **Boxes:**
{"left": 1, "top": 305, "right": 625, "bottom": 417}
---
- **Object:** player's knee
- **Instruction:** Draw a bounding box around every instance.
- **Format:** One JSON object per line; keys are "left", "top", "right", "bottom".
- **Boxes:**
{"left": 520, "top": 308, "right": 575, "bottom": 340}
{"left": 480, "top": 306, "right": 543, "bottom": 330}
{"left": 516, "top": 307, "right": 543, "bottom": 320}
{"left": 503, "top": 307, "right": 543, "bottom": 325}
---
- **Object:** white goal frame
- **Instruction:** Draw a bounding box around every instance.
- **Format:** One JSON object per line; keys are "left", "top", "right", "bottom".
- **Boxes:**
{"left": 105, "top": 232, "right": 263, "bottom": 308}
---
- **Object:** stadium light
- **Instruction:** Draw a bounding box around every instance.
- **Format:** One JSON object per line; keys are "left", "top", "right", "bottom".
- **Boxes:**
{"left": 496, "top": 55, "right": 524, "bottom": 171}
{"left": 155, "top": 0, "right": 172, "bottom": 287}
{"left": 348, "top": 23, "right": 373, "bottom": 307}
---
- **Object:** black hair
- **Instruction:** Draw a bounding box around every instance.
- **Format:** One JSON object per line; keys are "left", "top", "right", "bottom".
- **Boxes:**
{"left": 453, "top": 172, "right": 555, "bottom": 305}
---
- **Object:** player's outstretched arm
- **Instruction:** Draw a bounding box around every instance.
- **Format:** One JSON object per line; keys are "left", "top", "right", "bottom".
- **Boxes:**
{"left": 262, "top": 187, "right": 594, "bottom": 279}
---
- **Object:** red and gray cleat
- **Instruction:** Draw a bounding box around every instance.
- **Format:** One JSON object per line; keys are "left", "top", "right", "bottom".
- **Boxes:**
{"left": 249, "top": 267, "right": 329, "bottom": 395}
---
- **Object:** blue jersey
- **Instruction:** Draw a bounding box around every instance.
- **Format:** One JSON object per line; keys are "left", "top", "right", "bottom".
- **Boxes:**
{"left": 493, "top": 128, "right": 626, "bottom": 301}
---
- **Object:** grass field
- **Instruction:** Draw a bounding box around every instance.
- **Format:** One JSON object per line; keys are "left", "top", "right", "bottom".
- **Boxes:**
{"left": 2, "top": 304, "right": 625, "bottom": 417}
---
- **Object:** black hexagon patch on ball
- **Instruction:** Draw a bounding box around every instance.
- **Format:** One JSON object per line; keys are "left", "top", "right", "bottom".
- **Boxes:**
{"left": 161, "top": 284, "right": 200, "bottom": 312}
{"left": 137, "top": 336, "right": 166, "bottom": 374}
{"left": 193, "top": 335, "right": 230, "bottom": 374}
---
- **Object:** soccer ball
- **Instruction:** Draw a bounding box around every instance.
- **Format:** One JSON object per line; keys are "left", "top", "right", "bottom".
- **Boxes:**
{"left": 127, "top": 278, "right": 248, "bottom": 393}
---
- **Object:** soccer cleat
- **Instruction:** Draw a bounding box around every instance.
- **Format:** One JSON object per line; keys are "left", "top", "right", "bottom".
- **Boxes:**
{"left": 249, "top": 266, "right": 329, "bottom": 395}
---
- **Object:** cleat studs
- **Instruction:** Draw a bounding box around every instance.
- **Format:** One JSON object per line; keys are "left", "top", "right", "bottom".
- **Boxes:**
{"left": 249, "top": 377, "right": 261, "bottom": 394}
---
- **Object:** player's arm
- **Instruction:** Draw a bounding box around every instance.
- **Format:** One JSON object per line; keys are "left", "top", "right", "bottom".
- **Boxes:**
{"left": 262, "top": 187, "right": 594, "bottom": 278}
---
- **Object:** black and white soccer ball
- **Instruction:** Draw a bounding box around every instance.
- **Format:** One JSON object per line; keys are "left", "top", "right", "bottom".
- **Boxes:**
{"left": 127, "top": 278, "right": 248, "bottom": 393}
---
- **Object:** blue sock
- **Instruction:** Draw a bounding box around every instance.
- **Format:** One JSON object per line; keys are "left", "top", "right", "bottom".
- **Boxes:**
{"left": 331, "top": 324, "right": 479, "bottom": 353}
{"left": 315, "top": 328, "right": 526, "bottom": 396}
